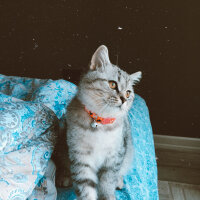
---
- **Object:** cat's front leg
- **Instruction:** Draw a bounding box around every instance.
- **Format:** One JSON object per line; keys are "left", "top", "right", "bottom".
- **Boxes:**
{"left": 98, "top": 167, "right": 119, "bottom": 200}
{"left": 71, "top": 162, "right": 98, "bottom": 200}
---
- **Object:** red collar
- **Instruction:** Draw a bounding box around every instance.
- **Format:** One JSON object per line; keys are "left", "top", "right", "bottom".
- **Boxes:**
{"left": 85, "top": 107, "right": 116, "bottom": 125}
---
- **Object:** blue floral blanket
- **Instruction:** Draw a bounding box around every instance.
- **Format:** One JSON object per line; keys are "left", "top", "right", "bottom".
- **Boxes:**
{"left": 0, "top": 74, "right": 158, "bottom": 200}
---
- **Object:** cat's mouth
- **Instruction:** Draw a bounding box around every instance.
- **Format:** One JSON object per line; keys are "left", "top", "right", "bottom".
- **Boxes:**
{"left": 102, "top": 97, "right": 127, "bottom": 112}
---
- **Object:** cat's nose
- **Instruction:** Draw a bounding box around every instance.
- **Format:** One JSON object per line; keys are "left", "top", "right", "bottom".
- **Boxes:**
{"left": 120, "top": 96, "right": 126, "bottom": 104}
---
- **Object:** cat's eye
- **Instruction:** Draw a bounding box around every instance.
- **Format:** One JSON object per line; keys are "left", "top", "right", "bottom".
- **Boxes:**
{"left": 126, "top": 90, "right": 131, "bottom": 98}
{"left": 109, "top": 81, "right": 117, "bottom": 89}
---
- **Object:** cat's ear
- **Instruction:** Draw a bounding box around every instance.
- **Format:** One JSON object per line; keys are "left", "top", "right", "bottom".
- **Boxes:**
{"left": 130, "top": 71, "right": 142, "bottom": 85}
{"left": 90, "top": 45, "right": 111, "bottom": 70}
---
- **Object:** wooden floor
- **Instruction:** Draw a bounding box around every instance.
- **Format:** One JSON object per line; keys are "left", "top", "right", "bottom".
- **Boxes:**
{"left": 158, "top": 180, "right": 200, "bottom": 200}
{"left": 154, "top": 135, "right": 200, "bottom": 199}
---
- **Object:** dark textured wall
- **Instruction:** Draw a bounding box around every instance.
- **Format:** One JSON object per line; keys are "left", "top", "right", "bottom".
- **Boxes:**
{"left": 0, "top": 1, "right": 199, "bottom": 137}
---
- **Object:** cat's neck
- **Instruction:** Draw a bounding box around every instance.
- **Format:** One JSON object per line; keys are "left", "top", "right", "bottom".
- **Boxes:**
{"left": 76, "top": 95, "right": 125, "bottom": 120}
{"left": 68, "top": 96, "right": 125, "bottom": 131}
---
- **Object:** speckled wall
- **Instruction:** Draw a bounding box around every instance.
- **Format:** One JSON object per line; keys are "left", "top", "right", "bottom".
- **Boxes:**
{"left": 0, "top": 0, "right": 199, "bottom": 137}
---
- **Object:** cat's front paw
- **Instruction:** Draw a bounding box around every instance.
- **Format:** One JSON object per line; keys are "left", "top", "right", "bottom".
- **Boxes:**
{"left": 56, "top": 174, "right": 72, "bottom": 187}
{"left": 99, "top": 195, "right": 116, "bottom": 200}
{"left": 116, "top": 176, "right": 124, "bottom": 190}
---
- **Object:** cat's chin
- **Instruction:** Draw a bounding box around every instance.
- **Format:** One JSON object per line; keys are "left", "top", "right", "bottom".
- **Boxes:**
{"left": 120, "top": 103, "right": 130, "bottom": 111}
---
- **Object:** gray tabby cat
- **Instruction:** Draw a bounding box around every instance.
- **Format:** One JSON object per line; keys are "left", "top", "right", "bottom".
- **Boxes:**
{"left": 65, "top": 45, "right": 141, "bottom": 200}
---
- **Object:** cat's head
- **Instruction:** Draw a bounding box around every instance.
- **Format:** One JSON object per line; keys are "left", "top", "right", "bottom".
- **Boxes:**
{"left": 78, "top": 45, "right": 142, "bottom": 118}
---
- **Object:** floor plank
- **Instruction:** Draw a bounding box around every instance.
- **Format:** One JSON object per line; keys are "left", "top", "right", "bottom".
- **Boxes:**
{"left": 170, "top": 182, "right": 200, "bottom": 200}
{"left": 158, "top": 181, "right": 173, "bottom": 200}
{"left": 169, "top": 182, "right": 186, "bottom": 200}
{"left": 158, "top": 181, "right": 200, "bottom": 200}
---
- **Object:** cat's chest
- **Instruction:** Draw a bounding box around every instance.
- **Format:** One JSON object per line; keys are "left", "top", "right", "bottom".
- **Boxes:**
{"left": 94, "top": 128, "right": 122, "bottom": 147}
{"left": 84, "top": 127, "right": 123, "bottom": 163}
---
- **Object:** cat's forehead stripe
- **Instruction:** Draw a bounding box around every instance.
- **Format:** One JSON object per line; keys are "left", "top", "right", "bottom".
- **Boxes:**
{"left": 85, "top": 78, "right": 107, "bottom": 84}
{"left": 126, "top": 77, "right": 131, "bottom": 88}
{"left": 117, "top": 70, "right": 130, "bottom": 91}
{"left": 118, "top": 70, "right": 121, "bottom": 82}
{"left": 92, "top": 78, "right": 107, "bottom": 83}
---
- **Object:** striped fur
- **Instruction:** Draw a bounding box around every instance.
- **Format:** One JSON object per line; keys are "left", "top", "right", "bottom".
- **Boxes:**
{"left": 64, "top": 45, "right": 141, "bottom": 200}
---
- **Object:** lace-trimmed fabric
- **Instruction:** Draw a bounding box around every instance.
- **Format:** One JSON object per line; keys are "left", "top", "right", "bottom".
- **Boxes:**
{"left": 0, "top": 74, "right": 76, "bottom": 200}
